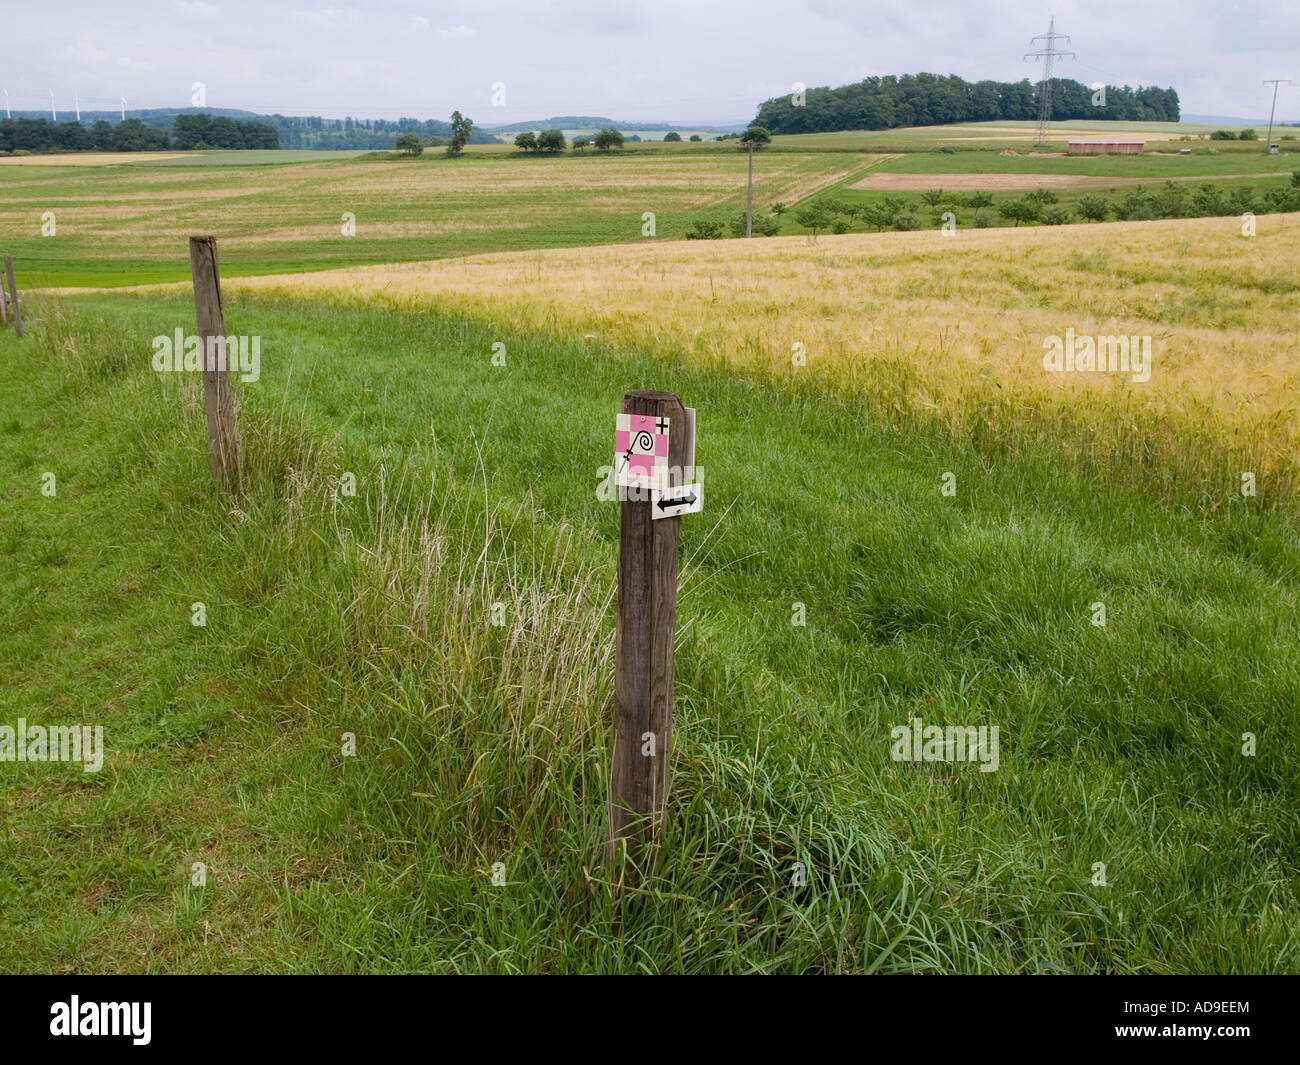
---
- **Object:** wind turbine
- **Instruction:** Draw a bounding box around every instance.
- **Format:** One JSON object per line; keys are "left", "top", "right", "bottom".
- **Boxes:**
{"left": 2, "top": 89, "right": 9, "bottom": 119}
{"left": 75, "top": 91, "right": 80, "bottom": 121}
{"left": 120, "top": 93, "right": 127, "bottom": 121}
{"left": 49, "top": 89, "right": 57, "bottom": 121}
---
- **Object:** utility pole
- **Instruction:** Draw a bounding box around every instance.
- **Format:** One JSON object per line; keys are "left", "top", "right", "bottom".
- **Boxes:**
{"left": 1024, "top": 16, "right": 1075, "bottom": 147}
{"left": 1263, "top": 79, "right": 1291, "bottom": 152}
{"left": 745, "top": 140, "right": 754, "bottom": 237}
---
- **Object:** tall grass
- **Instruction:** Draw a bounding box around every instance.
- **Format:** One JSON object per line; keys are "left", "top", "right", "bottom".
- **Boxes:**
{"left": 1, "top": 294, "right": 1297, "bottom": 973}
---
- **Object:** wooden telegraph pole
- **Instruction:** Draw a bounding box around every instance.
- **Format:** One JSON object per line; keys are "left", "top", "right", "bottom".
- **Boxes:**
{"left": 608, "top": 389, "right": 689, "bottom": 870}
{"left": 188, "top": 236, "right": 241, "bottom": 486}
{"left": 745, "top": 141, "right": 754, "bottom": 238}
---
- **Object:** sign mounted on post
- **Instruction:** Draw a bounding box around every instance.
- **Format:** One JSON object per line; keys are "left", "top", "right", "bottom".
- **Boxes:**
{"left": 651, "top": 484, "right": 702, "bottom": 519}
{"left": 614, "top": 412, "right": 670, "bottom": 489}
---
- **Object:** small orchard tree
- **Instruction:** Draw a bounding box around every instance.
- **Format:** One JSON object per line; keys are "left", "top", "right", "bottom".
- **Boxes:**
{"left": 594, "top": 128, "right": 624, "bottom": 151}
{"left": 860, "top": 197, "right": 904, "bottom": 232}
{"left": 920, "top": 189, "right": 944, "bottom": 207}
{"left": 689, "top": 134, "right": 701, "bottom": 142}
{"left": 663, "top": 131, "right": 682, "bottom": 142}
{"left": 537, "top": 128, "right": 566, "bottom": 153}
{"left": 998, "top": 197, "right": 1041, "bottom": 226}
{"left": 396, "top": 133, "right": 423, "bottom": 156}
{"left": 685, "top": 219, "right": 723, "bottom": 239}
{"left": 1077, "top": 194, "right": 1110, "bottom": 222}
{"left": 514, "top": 131, "right": 537, "bottom": 152}
{"left": 740, "top": 125, "right": 771, "bottom": 149}
{"left": 794, "top": 202, "right": 834, "bottom": 238}
{"left": 572, "top": 136, "right": 590, "bottom": 151}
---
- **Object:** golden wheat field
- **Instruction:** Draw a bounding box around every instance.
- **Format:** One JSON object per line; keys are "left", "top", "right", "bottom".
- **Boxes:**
{"left": 225, "top": 214, "right": 1300, "bottom": 489}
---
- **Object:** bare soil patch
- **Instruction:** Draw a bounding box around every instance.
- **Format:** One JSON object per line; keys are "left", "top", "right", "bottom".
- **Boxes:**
{"left": 850, "top": 172, "right": 1135, "bottom": 191}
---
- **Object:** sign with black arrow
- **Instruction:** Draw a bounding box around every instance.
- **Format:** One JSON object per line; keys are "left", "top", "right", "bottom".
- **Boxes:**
{"left": 651, "top": 483, "right": 702, "bottom": 520}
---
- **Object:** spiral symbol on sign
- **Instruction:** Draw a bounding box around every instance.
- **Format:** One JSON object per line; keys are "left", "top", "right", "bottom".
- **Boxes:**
{"left": 632, "top": 430, "right": 654, "bottom": 453}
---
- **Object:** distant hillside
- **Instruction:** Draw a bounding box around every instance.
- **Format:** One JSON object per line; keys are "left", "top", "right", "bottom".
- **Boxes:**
{"left": 1, "top": 113, "right": 277, "bottom": 153}
{"left": 5, "top": 107, "right": 494, "bottom": 149}
{"left": 480, "top": 115, "right": 745, "bottom": 135}
{"left": 754, "top": 73, "right": 1179, "bottom": 134}
{"left": 9, "top": 106, "right": 259, "bottom": 130}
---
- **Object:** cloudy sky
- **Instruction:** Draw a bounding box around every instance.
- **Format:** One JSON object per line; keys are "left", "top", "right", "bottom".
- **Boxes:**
{"left": 10, "top": 0, "right": 1299, "bottom": 123}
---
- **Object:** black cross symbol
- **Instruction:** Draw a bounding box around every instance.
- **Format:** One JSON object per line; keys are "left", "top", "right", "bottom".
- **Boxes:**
{"left": 656, "top": 417, "right": 668, "bottom": 435}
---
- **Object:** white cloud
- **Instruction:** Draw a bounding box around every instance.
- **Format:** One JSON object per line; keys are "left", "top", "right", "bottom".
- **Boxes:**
{"left": 175, "top": 0, "right": 220, "bottom": 16}
{"left": 290, "top": 6, "right": 361, "bottom": 29}
{"left": 64, "top": 41, "right": 109, "bottom": 65}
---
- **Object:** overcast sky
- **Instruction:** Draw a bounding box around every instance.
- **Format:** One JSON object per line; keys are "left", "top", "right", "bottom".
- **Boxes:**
{"left": 10, "top": 1, "right": 1299, "bottom": 123}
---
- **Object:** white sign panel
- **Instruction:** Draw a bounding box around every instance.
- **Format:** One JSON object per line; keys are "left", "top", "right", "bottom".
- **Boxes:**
{"left": 651, "top": 483, "right": 702, "bottom": 520}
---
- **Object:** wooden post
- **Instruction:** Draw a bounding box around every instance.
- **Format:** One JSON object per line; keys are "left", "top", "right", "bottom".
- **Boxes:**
{"left": 4, "top": 255, "right": 22, "bottom": 338}
{"left": 745, "top": 143, "right": 754, "bottom": 238}
{"left": 608, "top": 388, "right": 687, "bottom": 869}
{"left": 188, "top": 236, "right": 241, "bottom": 485}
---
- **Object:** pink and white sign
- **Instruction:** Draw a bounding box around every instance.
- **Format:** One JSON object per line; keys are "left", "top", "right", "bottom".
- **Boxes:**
{"left": 614, "top": 412, "right": 669, "bottom": 488}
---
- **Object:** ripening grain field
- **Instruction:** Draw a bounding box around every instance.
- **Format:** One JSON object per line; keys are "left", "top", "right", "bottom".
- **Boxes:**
{"left": 1, "top": 173, "right": 1298, "bottom": 972}
{"left": 229, "top": 214, "right": 1300, "bottom": 493}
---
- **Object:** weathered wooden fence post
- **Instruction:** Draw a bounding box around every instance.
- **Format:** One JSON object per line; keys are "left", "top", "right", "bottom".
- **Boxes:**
{"left": 608, "top": 389, "right": 689, "bottom": 869}
{"left": 4, "top": 255, "right": 22, "bottom": 338}
{"left": 188, "top": 236, "right": 241, "bottom": 485}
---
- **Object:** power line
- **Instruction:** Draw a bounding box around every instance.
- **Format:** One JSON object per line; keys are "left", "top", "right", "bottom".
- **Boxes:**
{"left": 1024, "top": 16, "right": 1075, "bottom": 147}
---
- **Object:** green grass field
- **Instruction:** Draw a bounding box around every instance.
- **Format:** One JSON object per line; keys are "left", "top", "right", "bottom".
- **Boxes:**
{"left": 1, "top": 281, "right": 1297, "bottom": 973}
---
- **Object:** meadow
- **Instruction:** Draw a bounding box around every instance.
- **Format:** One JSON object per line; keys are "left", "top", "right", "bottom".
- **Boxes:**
{"left": 3, "top": 118, "right": 1297, "bottom": 288}
{"left": 0, "top": 147, "right": 870, "bottom": 286}
{"left": 1, "top": 128, "right": 1298, "bottom": 974}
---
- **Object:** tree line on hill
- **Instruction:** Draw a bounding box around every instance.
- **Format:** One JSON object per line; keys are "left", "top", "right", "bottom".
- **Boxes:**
{"left": 753, "top": 73, "right": 1180, "bottom": 134}
{"left": 0, "top": 114, "right": 278, "bottom": 153}
{"left": 269, "top": 114, "right": 498, "bottom": 149}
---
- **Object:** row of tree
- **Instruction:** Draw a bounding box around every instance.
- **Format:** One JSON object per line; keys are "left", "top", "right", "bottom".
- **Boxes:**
{"left": 511, "top": 128, "right": 626, "bottom": 152}
{"left": 270, "top": 113, "right": 497, "bottom": 149}
{"left": 696, "top": 174, "right": 1300, "bottom": 239}
{"left": 754, "top": 73, "right": 1180, "bottom": 134}
{"left": 0, "top": 115, "right": 277, "bottom": 153}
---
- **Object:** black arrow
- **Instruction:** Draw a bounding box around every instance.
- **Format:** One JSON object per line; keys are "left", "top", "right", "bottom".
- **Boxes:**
{"left": 655, "top": 491, "right": 698, "bottom": 510}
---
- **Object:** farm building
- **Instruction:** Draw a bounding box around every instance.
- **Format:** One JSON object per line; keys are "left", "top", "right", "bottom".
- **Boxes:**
{"left": 1068, "top": 140, "right": 1145, "bottom": 155}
